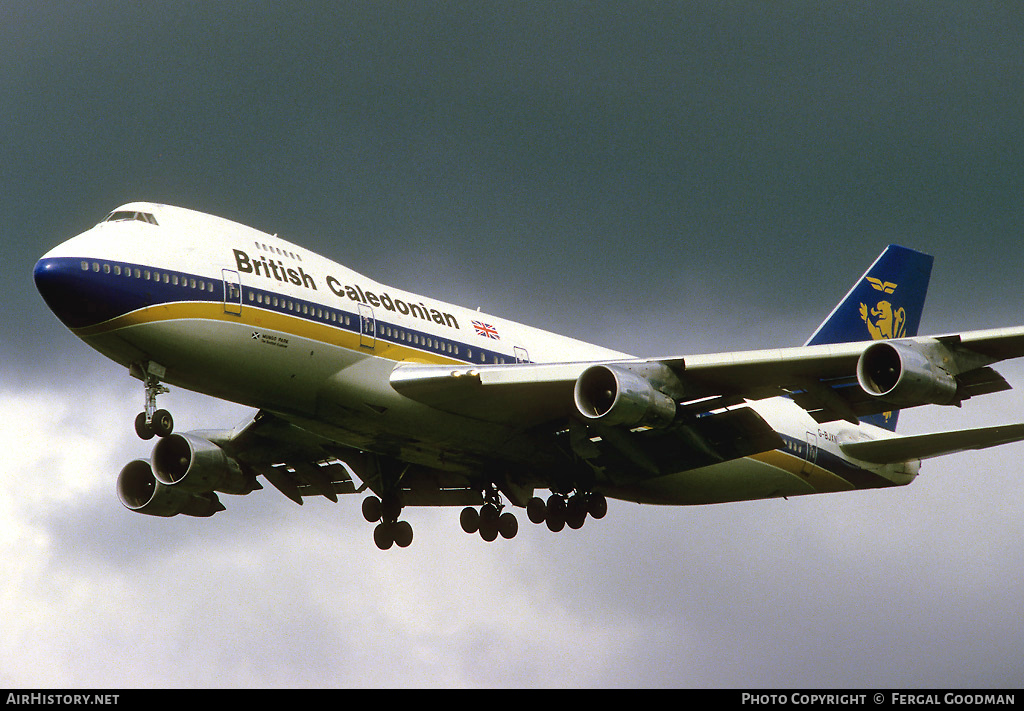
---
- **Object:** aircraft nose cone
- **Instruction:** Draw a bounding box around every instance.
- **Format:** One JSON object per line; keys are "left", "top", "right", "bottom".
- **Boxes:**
{"left": 35, "top": 257, "right": 81, "bottom": 327}
{"left": 34, "top": 256, "right": 110, "bottom": 329}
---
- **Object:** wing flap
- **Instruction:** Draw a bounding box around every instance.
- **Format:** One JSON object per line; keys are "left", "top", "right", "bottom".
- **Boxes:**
{"left": 255, "top": 464, "right": 305, "bottom": 505}
{"left": 574, "top": 406, "right": 785, "bottom": 481}
{"left": 840, "top": 423, "right": 1024, "bottom": 464}
{"left": 214, "top": 411, "right": 360, "bottom": 504}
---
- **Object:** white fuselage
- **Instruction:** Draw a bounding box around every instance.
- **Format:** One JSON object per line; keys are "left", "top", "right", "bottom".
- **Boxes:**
{"left": 36, "top": 203, "right": 916, "bottom": 507}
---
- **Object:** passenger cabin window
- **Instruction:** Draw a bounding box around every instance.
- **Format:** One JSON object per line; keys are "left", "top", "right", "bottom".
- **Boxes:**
{"left": 105, "top": 211, "right": 158, "bottom": 225}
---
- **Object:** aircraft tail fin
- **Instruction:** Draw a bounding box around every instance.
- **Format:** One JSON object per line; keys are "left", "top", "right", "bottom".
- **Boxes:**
{"left": 804, "top": 245, "right": 934, "bottom": 431}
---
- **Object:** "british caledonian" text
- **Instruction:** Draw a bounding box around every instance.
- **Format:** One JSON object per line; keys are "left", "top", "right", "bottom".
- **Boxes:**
{"left": 233, "top": 249, "right": 460, "bottom": 330}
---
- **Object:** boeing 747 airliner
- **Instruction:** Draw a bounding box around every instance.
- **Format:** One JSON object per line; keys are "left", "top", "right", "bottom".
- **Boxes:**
{"left": 33, "top": 203, "right": 1024, "bottom": 548}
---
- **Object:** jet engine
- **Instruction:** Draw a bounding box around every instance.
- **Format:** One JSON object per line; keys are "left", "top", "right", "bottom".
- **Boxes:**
{"left": 573, "top": 364, "right": 680, "bottom": 428}
{"left": 152, "top": 433, "right": 256, "bottom": 495}
{"left": 117, "top": 459, "right": 224, "bottom": 517}
{"left": 856, "top": 341, "right": 959, "bottom": 407}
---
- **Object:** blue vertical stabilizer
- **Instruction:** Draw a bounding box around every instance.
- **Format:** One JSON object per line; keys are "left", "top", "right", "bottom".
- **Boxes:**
{"left": 804, "top": 245, "right": 934, "bottom": 431}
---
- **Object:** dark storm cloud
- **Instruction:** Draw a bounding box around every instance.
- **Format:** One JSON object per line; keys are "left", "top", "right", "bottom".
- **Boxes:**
{"left": 12, "top": 2, "right": 1024, "bottom": 352}
{"left": 6, "top": 1, "right": 1024, "bottom": 688}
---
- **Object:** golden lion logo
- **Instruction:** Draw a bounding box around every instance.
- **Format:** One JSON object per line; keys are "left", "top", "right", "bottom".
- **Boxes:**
{"left": 859, "top": 300, "right": 907, "bottom": 340}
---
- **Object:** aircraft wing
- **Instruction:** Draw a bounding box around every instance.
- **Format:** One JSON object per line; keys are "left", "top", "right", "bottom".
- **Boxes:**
{"left": 389, "top": 326, "right": 1024, "bottom": 426}
{"left": 389, "top": 360, "right": 598, "bottom": 424}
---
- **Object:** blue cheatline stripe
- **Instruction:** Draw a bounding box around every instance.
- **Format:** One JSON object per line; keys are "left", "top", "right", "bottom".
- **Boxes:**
{"left": 35, "top": 257, "right": 522, "bottom": 366}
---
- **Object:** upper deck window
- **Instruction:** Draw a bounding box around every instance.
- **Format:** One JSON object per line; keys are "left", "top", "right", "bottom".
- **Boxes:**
{"left": 105, "top": 210, "right": 158, "bottom": 225}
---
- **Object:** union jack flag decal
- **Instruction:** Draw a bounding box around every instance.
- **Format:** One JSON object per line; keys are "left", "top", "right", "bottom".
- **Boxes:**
{"left": 472, "top": 320, "right": 500, "bottom": 339}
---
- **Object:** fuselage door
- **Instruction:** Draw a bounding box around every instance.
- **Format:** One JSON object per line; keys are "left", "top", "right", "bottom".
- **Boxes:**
{"left": 222, "top": 269, "right": 242, "bottom": 315}
{"left": 514, "top": 345, "right": 530, "bottom": 363}
{"left": 358, "top": 303, "right": 375, "bottom": 348}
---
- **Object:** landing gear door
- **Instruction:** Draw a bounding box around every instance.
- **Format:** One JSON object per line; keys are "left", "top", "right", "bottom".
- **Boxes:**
{"left": 222, "top": 269, "right": 242, "bottom": 315}
{"left": 358, "top": 303, "right": 375, "bottom": 349}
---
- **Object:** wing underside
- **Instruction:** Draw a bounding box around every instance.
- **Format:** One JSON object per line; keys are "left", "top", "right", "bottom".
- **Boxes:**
{"left": 208, "top": 411, "right": 488, "bottom": 507}
{"left": 570, "top": 406, "right": 785, "bottom": 482}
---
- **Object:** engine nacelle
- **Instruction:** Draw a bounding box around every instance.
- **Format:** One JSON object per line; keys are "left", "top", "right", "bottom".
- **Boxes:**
{"left": 117, "top": 459, "right": 224, "bottom": 517}
{"left": 856, "top": 341, "right": 959, "bottom": 407}
{"left": 152, "top": 433, "right": 254, "bottom": 495}
{"left": 573, "top": 364, "right": 678, "bottom": 428}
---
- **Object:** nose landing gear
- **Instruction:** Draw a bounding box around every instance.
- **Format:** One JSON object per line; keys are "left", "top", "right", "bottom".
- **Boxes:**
{"left": 132, "top": 364, "right": 173, "bottom": 440}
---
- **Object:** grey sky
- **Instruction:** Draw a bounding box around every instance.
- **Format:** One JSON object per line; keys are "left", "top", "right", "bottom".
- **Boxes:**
{"left": 4, "top": 2, "right": 1024, "bottom": 687}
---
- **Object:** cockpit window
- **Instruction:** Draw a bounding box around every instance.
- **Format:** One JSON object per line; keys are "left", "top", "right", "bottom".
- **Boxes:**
{"left": 105, "top": 210, "right": 158, "bottom": 225}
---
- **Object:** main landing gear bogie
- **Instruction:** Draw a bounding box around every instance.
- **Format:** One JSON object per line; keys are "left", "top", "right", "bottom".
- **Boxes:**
{"left": 362, "top": 494, "right": 414, "bottom": 550}
{"left": 459, "top": 485, "right": 520, "bottom": 542}
{"left": 526, "top": 491, "right": 607, "bottom": 533}
{"left": 459, "top": 503, "right": 519, "bottom": 541}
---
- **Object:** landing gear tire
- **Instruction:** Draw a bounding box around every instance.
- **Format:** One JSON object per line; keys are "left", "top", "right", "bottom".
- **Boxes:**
{"left": 566, "top": 495, "right": 587, "bottom": 530}
{"left": 545, "top": 494, "right": 566, "bottom": 532}
{"left": 526, "top": 496, "right": 547, "bottom": 524}
{"left": 134, "top": 413, "right": 155, "bottom": 440}
{"left": 480, "top": 503, "right": 499, "bottom": 527}
{"left": 587, "top": 493, "right": 608, "bottom": 519}
{"left": 362, "top": 496, "right": 383, "bottom": 523}
{"left": 479, "top": 503, "right": 500, "bottom": 541}
{"left": 151, "top": 409, "right": 173, "bottom": 438}
{"left": 498, "top": 512, "right": 518, "bottom": 539}
{"left": 373, "top": 522, "right": 395, "bottom": 550}
{"left": 393, "top": 520, "right": 413, "bottom": 548}
{"left": 460, "top": 506, "right": 480, "bottom": 534}
{"left": 479, "top": 519, "right": 499, "bottom": 542}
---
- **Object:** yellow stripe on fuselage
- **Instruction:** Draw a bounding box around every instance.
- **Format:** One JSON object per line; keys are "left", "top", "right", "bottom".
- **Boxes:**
{"left": 749, "top": 449, "right": 856, "bottom": 493}
{"left": 72, "top": 301, "right": 464, "bottom": 366}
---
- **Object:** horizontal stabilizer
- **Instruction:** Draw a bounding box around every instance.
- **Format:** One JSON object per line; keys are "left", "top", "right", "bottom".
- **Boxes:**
{"left": 840, "top": 423, "right": 1024, "bottom": 464}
